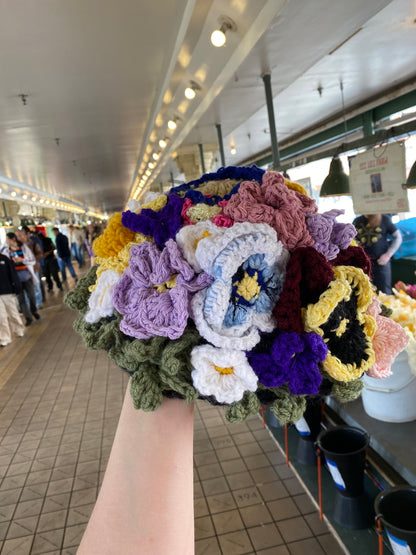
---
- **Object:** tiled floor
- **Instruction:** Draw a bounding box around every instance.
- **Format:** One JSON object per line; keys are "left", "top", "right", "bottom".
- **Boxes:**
{"left": 0, "top": 287, "right": 348, "bottom": 554}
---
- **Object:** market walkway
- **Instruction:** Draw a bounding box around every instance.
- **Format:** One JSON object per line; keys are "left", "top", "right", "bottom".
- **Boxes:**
{"left": 0, "top": 291, "right": 347, "bottom": 554}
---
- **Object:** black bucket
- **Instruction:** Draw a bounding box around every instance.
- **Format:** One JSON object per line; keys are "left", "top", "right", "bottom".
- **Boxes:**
{"left": 295, "top": 401, "right": 322, "bottom": 466}
{"left": 375, "top": 486, "right": 416, "bottom": 554}
{"left": 316, "top": 425, "right": 374, "bottom": 529}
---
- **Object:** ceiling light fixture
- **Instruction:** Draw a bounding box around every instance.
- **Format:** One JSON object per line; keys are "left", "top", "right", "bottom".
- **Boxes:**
{"left": 145, "top": 170, "right": 151, "bottom": 176}
{"left": 10, "top": 191, "right": 16, "bottom": 197}
{"left": 184, "top": 81, "right": 201, "bottom": 100}
{"left": 40, "top": 198, "right": 44, "bottom": 203}
{"left": 22, "top": 194, "right": 28, "bottom": 199}
{"left": 149, "top": 162, "right": 155, "bottom": 169}
{"left": 168, "top": 119, "right": 177, "bottom": 130}
{"left": 210, "top": 16, "right": 237, "bottom": 47}
{"left": 230, "top": 146, "right": 237, "bottom": 155}
{"left": 159, "top": 138, "right": 167, "bottom": 149}
{"left": 152, "top": 152, "right": 160, "bottom": 160}
{"left": 31, "top": 196, "right": 36, "bottom": 201}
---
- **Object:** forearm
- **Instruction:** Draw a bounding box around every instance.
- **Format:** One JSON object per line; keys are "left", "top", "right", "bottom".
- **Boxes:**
{"left": 78, "top": 385, "right": 195, "bottom": 555}
{"left": 385, "top": 231, "right": 402, "bottom": 258}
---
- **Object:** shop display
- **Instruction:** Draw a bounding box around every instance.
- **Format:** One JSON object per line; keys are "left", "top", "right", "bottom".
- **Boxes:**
{"left": 65, "top": 165, "right": 409, "bottom": 424}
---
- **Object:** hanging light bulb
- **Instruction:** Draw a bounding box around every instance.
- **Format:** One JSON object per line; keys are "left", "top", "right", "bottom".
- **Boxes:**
{"left": 31, "top": 196, "right": 36, "bottom": 201}
{"left": 184, "top": 81, "right": 200, "bottom": 100}
{"left": 152, "top": 152, "right": 160, "bottom": 160}
{"left": 22, "top": 194, "right": 28, "bottom": 200}
{"left": 11, "top": 191, "right": 16, "bottom": 197}
{"left": 230, "top": 146, "right": 237, "bottom": 155}
{"left": 149, "top": 162, "right": 155, "bottom": 169}
{"left": 168, "top": 119, "right": 177, "bottom": 130}
{"left": 159, "top": 138, "right": 167, "bottom": 149}
{"left": 210, "top": 16, "right": 236, "bottom": 48}
{"left": 184, "top": 86, "right": 196, "bottom": 100}
{"left": 145, "top": 170, "right": 151, "bottom": 176}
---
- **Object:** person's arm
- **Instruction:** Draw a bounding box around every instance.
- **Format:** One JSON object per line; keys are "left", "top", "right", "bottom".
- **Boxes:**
{"left": 22, "top": 243, "right": 36, "bottom": 267}
{"left": 378, "top": 229, "right": 402, "bottom": 265}
{"left": 77, "top": 386, "right": 195, "bottom": 555}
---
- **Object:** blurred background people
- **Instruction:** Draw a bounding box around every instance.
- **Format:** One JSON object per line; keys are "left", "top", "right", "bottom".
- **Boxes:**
{"left": 0, "top": 253, "right": 25, "bottom": 346}
{"left": 52, "top": 227, "right": 78, "bottom": 284}
{"left": 37, "top": 231, "right": 63, "bottom": 292}
{"left": 353, "top": 213, "right": 403, "bottom": 294}
{"left": 68, "top": 224, "right": 86, "bottom": 269}
{"left": 16, "top": 226, "right": 45, "bottom": 306}
{"left": 4, "top": 232, "right": 40, "bottom": 326}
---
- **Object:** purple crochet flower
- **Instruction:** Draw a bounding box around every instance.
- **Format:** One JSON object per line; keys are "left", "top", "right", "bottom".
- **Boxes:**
{"left": 113, "top": 239, "right": 213, "bottom": 340}
{"left": 121, "top": 194, "right": 184, "bottom": 248}
{"left": 248, "top": 332, "right": 327, "bottom": 395}
{"left": 306, "top": 210, "right": 356, "bottom": 260}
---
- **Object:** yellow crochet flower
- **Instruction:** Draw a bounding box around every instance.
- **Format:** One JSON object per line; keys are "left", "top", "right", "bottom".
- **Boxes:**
{"left": 137, "top": 194, "right": 167, "bottom": 213}
{"left": 90, "top": 234, "right": 153, "bottom": 291}
{"left": 187, "top": 203, "right": 222, "bottom": 223}
{"left": 285, "top": 179, "right": 308, "bottom": 196}
{"left": 93, "top": 213, "right": 136, "bottom": 258}
{"left": 304, "top": 265, "right": 376, "bottom": 382}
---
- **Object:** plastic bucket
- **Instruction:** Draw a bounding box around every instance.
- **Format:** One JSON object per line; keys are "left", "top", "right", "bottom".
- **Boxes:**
{"left": 295, "top": 400, "right": 322, "bottom": 466}
{"left": 316, "top": 426, "right": 374, "bottom": 529}
{"left": 362, "top": 350, "right": 416, "bottom": 423}
{"left": 375, "top": 486, "right": 416, "bottom": 554}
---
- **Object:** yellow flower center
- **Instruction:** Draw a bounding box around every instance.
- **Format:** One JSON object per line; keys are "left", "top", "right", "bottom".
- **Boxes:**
{"left": 194, "top": 230, "right": 211, "bottom": 249}
{"left": 331, "top": 318, "right": 349, "bottom": 337}
{"left": 153, "top": 274, "right": 178, "bottom": 293}
{"left": 235, "top": 272, "right": 261, "bottom": 302}
{"left": 214, "top": 365, "right": 234, "bottom": 375}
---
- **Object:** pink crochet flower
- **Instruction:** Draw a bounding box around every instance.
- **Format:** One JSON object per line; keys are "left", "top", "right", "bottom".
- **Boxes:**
{"left": 223, "top": 171, "right": 317, "bottom": 250}
{"left": 113, "top": 240, "right": 213, "bottom": 340}
{"left": 211, "top": 199, "right": 234, "bottom": 228}
{"left": 181, "top": 198, "right": 194, "bottom": 226}
{"left": 366, "top": 298, "right": 409, "bottom": 378}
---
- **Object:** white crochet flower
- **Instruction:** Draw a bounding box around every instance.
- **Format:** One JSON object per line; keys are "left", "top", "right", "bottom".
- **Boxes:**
{"left": 175, "top": 220, "right": 223, "bottom": 272}
{"left": 191, "top": 222, "right": 289, "bottom": 350}
{"left": 85, "top": 270, "right": 121, "bottom": 324}
{"left": 191, "top": 345, "right": 258, "bottom": 404}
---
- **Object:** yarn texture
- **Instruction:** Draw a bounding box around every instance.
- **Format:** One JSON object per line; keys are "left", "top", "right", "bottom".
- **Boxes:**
{"left": 65, "top": 165, "right": 406, "bottom": 425}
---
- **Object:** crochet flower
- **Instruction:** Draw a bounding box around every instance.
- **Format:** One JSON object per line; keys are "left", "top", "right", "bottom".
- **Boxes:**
{"left": 306, "top": 209, "right": 356, "bottom": 260}
{"left": 121, "top": 193, "right": 184, "bottom": 248}
{"left": 365, "top": 298, "right": 409, "bottom": 378}
{"left": 248, "top": 332, "right": 327, "bottom": 395}
{"left": 113, "top": 239, "right": 213, "bottom": 340}
{"left": 191, "top": 222, "right": 289, "bottom": 350}
{"left": 223, "top": 171, "right": 317, "bottom": 251}
{"left": 304, "top": 265, "right": 376, "bottom": 382}
{"left": 176, "top": 220, "right": 223, "bottom": 272}
{"left": 85, "top": 270, "right": 121, "bottom": 324}
{"left": 93, "top": 213, "right": 137, "bottom": 258}
{"left": 191, "top": 345, "right": 258, "bottom": 404}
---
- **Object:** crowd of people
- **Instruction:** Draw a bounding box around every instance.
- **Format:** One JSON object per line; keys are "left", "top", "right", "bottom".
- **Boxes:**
{"left": 0, "top": 223, "right": 102, "bottom": 347}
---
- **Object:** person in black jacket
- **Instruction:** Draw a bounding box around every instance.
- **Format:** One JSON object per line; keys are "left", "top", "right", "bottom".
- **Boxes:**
{"left": 37, "top": 231, "right": 63, "bottom": 292}
{"left": 0, "top": 253, "right": 25, "bottom": 346}
{"left": 52, "top": 227, "right": 78, "bottom": 283}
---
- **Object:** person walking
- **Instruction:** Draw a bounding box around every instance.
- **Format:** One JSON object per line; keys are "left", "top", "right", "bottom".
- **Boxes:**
{"left": 353, "top": 213, "right": 402, "bottom": 294}
{"left": 52, "top": 227, "right": 78, "bottom": 283}
{"left": 37, "top": 231, "right": 63, "bottom": 292}
{"left": 0, "top": 253, "right": 25, "bottom": 346}
{"left": 16, "top": 226, "right": 45, "bottom": 305}
{"left": 5, "top": 232, "right": 40, "bottom": 326}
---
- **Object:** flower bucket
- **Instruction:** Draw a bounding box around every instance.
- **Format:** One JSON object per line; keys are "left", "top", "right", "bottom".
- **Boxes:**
{"left": 362, "top": 350, "right": 416, "bottom": 423}
{"left": 316, "top": 426, "right": 374, "bottom": 529}
{"left": 375, "top": 486, "right": 416, "bottom": 554}
{"left": 295, "top": 399, "right": 322, "bottom": 466}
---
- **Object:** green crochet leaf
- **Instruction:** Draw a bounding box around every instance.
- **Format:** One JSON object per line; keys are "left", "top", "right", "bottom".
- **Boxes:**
{"left": 64, "top": 265, "right": 97, "bottom": 314}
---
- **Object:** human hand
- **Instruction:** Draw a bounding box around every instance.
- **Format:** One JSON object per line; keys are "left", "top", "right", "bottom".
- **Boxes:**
{"left": 377, "top": 253, "right": 390, "bottom": 266}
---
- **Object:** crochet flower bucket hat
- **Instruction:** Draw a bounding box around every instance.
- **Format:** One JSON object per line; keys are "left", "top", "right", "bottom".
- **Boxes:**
{"left": 65, "top": 165, "right": 408, "bottom": 424}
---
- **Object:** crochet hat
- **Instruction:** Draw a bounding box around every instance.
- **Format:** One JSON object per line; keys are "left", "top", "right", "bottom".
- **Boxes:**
{"left": 65, "top": 165, "right": 408, "bottom": 424}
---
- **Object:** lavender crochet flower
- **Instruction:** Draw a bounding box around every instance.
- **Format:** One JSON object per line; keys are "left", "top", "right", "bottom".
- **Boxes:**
{"left": 248, "top": 331, "right": 327, "bottom": 394}
{"left": 113, "top": 240, "right": 213, "bottom": 340}
{"left": 121, "top": 193, "right": 184, "bottom": 248}
{"left": 306, "top": 209, "right": 356, "bottom": 260}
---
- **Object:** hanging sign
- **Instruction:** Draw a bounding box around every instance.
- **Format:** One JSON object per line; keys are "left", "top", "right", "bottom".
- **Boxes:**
{"left": 349, "top": 141, "right": 409, "bottom": 214}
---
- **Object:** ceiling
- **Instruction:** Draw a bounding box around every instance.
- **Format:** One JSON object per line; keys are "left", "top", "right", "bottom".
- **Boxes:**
{"left": 0, "top": 0, "right": 415, "bottom": 216}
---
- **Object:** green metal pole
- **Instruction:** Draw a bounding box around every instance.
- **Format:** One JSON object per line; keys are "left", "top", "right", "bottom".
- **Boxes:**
{"left": 198, "top": 143, "right": 206, "bottom": 174}
{"left": 262, "top": 73, "right": 280, "bottom": 169}
{"left": 362, "top": 110, "right": 375, "bottom": 136}
{"left": 216, "top": 123, "right": 226, "bottom": 167}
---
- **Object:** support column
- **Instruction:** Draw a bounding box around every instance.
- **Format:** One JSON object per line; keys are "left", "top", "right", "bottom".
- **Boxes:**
{"left": 262, "top": 73, "right": 280, "bottom": 170}
{"left": 216, "top": 123, "right": 226, "bottom": 167}
{"left": 362, "top": 110, "right": 375, "bottom": 137}
{"left": 198, "top": 143, "right": 206, "bottom": 174}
